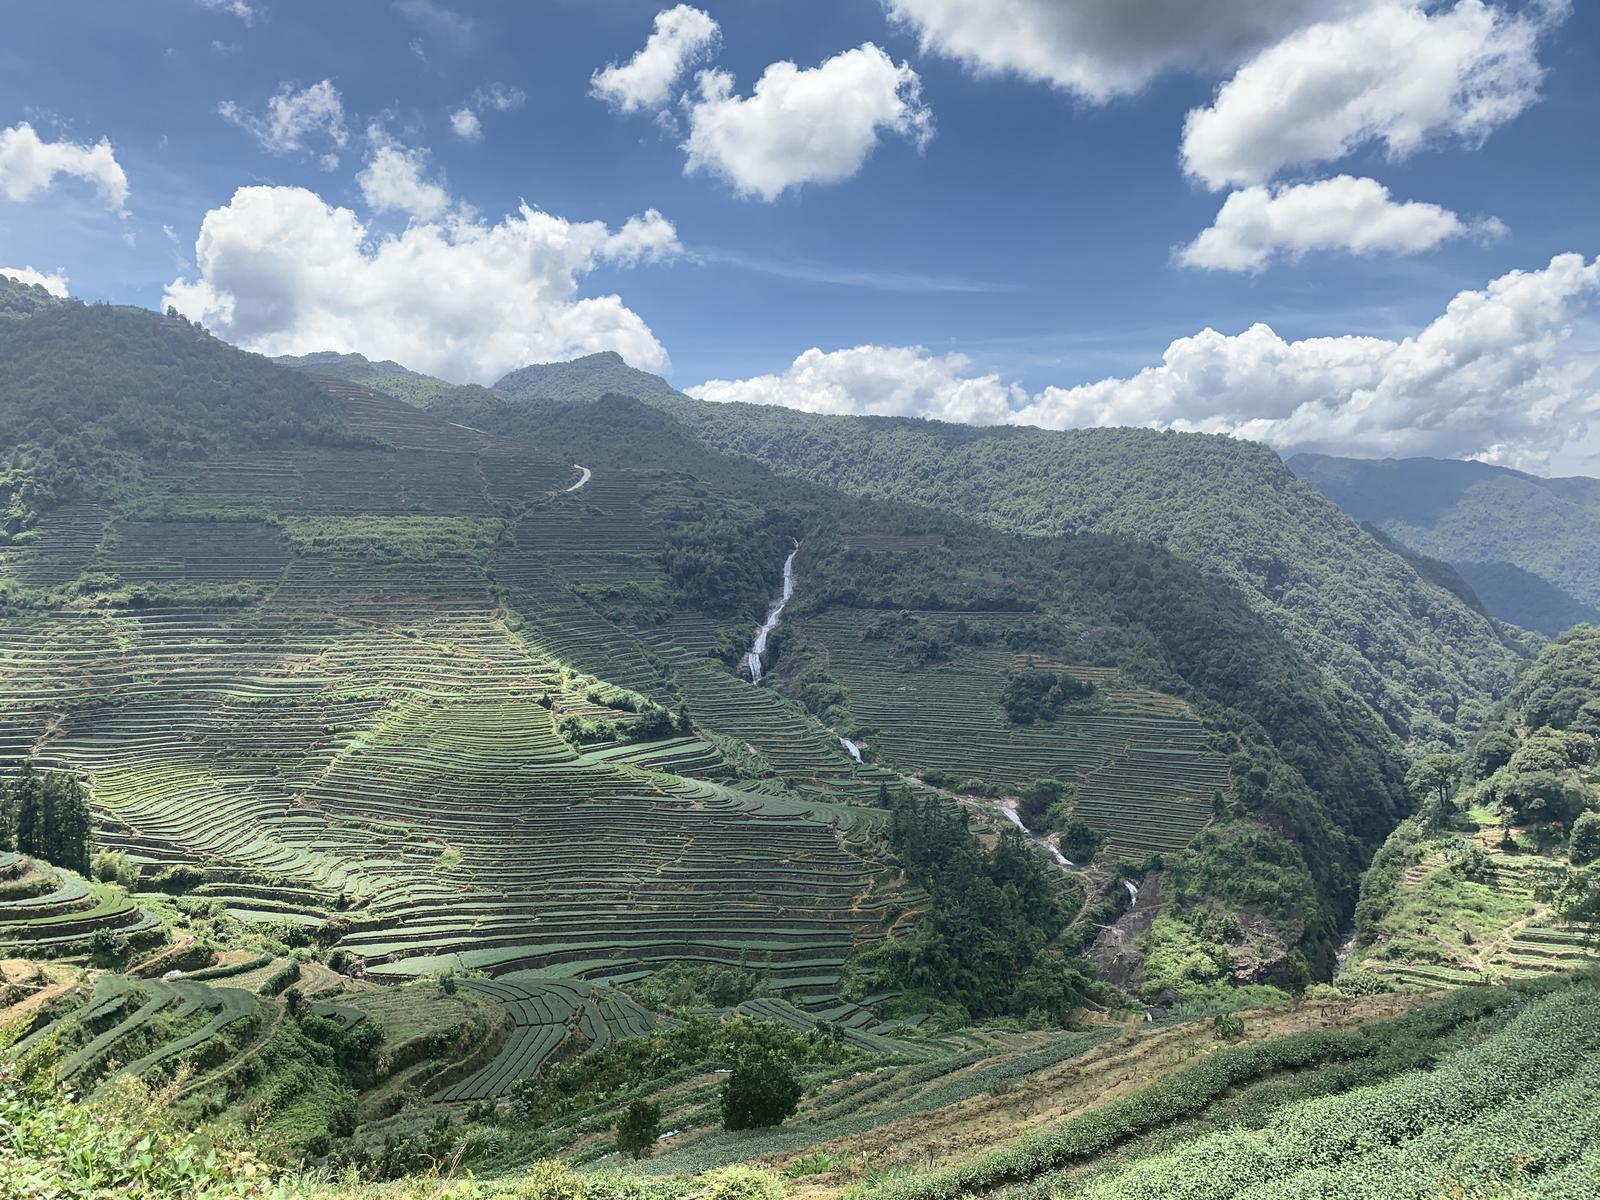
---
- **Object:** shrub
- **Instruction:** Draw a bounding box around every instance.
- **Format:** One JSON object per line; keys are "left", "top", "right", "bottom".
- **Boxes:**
{"left": 698, "top": 1166, "right": 788, "bottom": 1200}
{"left": 616, "top": 1098, "right": 661, "bottom": 1160}
{"left": 1336, "top": 969, "right": 1395, "bottom": 997}
{"left": 1571, "top": 810, "right": 1600, "bottom": 867}
{"left": 1212, "top": 1013, "right": 1245, "bottom": 1041}
{"left": 90, "top": 849, "right": 139, "bottom": 888}
{"left": 1059, "top": 820, "right": 1106, "bottom": 864}
{"left": 86, "top": 926, "right": 128, "bottom": 968}
{"left": 722, "top": 1054, "right": 802, "bottom": 1130}
{"left": 259, "top": 959, "right": 301, "bottom": 997}
{"left": 633, "top": 961, "right": 766, "bottom": 1009}
{"left": 149, "top": 864, "right": 204, "bottom": 894}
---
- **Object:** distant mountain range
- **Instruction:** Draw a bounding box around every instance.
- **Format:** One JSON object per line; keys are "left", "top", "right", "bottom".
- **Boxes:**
{"left": 1289, "top": 453, "right": 1600, "bottom": 637}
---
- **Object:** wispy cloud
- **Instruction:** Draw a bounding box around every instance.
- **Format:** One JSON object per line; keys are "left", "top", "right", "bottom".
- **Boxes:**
{"left": 395, "top": 0, "right": 476, "bottom": 49}
{"left": 693, "top": 245, "right": 1011, "bottom": 294}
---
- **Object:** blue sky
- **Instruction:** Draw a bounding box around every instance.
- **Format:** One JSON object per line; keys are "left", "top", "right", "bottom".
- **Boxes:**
{"left": 2, "top": 1, "right": 1598, "bottom": 471}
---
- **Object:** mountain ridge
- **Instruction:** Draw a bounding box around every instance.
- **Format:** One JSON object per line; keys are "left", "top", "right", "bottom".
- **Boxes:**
{"left": 474, "top": 356, "right": 1529, "bottom": 747}
{"left": 1290, "top": 451, "right": 1600, "bottom": 636}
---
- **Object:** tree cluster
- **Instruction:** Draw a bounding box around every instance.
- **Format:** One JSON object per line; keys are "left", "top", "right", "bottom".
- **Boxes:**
{"left": 850, "top": 788, "right": 1094, "bottom": 1022}
{"left": 0, "top": 764, "right": 93, "bottom": 874}
{"left": 1001, "top": 669, "right": 1098, "bottom": 725}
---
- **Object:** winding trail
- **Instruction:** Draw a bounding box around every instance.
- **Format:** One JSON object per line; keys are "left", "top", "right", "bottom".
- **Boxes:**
{"left": 744, "top": 539, "right": 800, "bottom": 684}
{"left": 565, "top": 464, "right": 593, "bottom": 493}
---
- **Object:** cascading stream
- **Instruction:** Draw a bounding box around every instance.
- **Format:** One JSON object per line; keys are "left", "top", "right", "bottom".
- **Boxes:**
{"left": 744, "top": 539, "right": 800, "bottom": 684}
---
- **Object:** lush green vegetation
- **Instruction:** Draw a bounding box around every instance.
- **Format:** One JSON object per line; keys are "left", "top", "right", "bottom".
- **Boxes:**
{"left": 281, "top": 357, "right": 1420, "bottom": 974}
{"left": 9, "top": 323, "right": 1583, "bottom": 1197}
{"left": 847, "top": 789, "right": 1096, "bottom": 1022}
{"left": 1351, "top": 625, "right": 1600, "bottom": 988}
{"left": 999, "top": 668, "right": 1098, "bottom": 725}
{"left": 1067, "top": 979, "right": 1600, "bottom": 1200}
{"left": 0, "top": 271, "right": 63, "bottom": 321}
{"left": 0, "top": 291, "right": 355, "bottom": 541}
{"left": 874, "top": 979, "right": 1577, "bottom": 1200}
{"left": 629, "top": 391, "right": 1524, "bottom": 746}
{"left": 1293, "top": 451, "right": 1600, "bottom": 636}
{"left": 274, "top": 350, "right": 508, "bottom": 412}
{"left": 0, "top": 1045, "right": 793, "bottom": 1197}
{"left": 0, "top": 765, "right": 93, "bottom": 874}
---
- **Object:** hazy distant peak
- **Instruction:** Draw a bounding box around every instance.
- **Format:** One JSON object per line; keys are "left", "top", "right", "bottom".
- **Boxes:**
{"left": 495, "top": 350, "right": 680, "bottom": 406}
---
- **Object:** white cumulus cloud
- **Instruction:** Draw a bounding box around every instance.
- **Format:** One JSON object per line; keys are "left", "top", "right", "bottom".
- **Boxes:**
{"left": 683, "top": 43, "right": 932, "bottom": 201}
{"left": 0, "top": 122, "right": 129, "bottom": 214}
{"left": 1182, "top": 1, "right": 1554, "bottom": 190}
{"left": 162, "top": 186, "right": 682, "bottom": 383}
{"left": 1178, "top": 175, "right": 1503, "bottom": 273}
{"left": 691, "top": 255, "right": 1600, "bottom": 472}
{"left": 883, "top": 0, "right": 1379, "bottom": 101}
{"left": 592, "top": 5, "right": 719, "bottom": 113}
{"left": 219, "top": 79, "right": 349, "bottom": 166}
{"left": 691, "top": 345, "right": 1022, "bottom": 424}
{"left": 0, "top": 266, "right": 70, "bottom": 297}
{"left": 1018, "top": 254, "right": 1600, "bottom": 469}
{"left": 357, "top": 140, "right": 452, "bottom": 222}
{"left": 449, "top": 108, "right": 481, "bottom": 141}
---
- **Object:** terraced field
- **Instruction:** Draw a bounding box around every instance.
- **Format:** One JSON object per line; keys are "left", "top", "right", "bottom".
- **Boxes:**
{"left": 0, "top": 383, "right": 893, "bottom": 1007}
{"left": 12, "top": 971, "right": 269, "bottom": 1090}
{"left": 435, "top": 975, "right": 661, "bottom": 1102}
{"left": 1357, "top": 835, "right": 1600, "bottom": 989}
{"left": 0, "top": 854, "right": 160, "bottom": 957}
{"left": 790, "top": 609, "right": 1230, "bottom": 854}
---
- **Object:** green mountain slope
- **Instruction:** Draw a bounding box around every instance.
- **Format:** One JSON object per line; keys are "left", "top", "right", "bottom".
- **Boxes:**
{"left": 273, "top": 349, "right": 506, "bottom": 411}
{"left": 0, "top": 287, "right": 352, "bottom": 542}
{"left": 410, "top": 387, "right": 1413, "bottom": 975}
{"left": 1349, "top": 624, "right": 1600, "bottom": 990}
{"left": 1, "top": 308, "right": 901, "bottom": 1004}
{"left": 497, "top": 350, "right": 681, "bottom": 407}
{"left": 1289, "top": 452, "right": 1600, "bottom": 636}
{"left": 489, "top": 361, "right": 1524, "bottom": 746}
{"left": 16, "top": 321, "right": 1587, "bottom": 1196}
{"left": 0, "top": 309, "right": 1422, "bottom": 1001}
{"left": 1, "top": 271, "right": 66, "bottom": 320}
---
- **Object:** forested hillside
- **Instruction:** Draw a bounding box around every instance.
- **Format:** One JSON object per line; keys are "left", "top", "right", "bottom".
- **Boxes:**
{"left": 274, "top": 350, "right": 506, "bottom": 411}
{"left": 0, "top": 279, "right": 354, "bottom": 542}
{"left": 484, "top": 362, "right": 1526, "bottom": 747}
{"left": 0, "top": 297, "right": 1412, "bottom": 1011}
{"left": 1291, "top": 452, "right": 1600, "bottom": 636}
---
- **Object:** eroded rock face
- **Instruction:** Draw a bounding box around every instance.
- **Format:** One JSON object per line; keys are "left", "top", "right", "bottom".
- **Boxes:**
{"left": 1226, "top": 912, "right": 1292, "bottom": 985}
{"left": 1089, "top": 873, "right": 1163, "bottom": 994}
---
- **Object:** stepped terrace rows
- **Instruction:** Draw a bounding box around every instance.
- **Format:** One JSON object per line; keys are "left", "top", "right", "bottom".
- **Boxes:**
{"left": 0, "top": 856, "right": 160, "bottom": 956}
{"left": 793, "top": 609, "right": 1228, "bottom": 853}
{"left": 0, "top": 533, "right": 888, "bottom": 999}
{"left": 435, "top": 975, "right": 661, "bottom": 1102}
